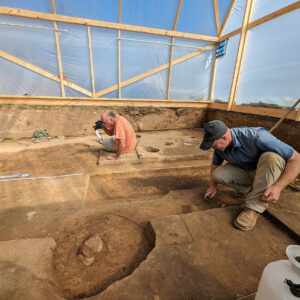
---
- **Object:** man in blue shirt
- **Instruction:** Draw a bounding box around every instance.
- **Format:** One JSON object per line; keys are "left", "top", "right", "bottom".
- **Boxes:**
{"left": 200, "top": 120, "right": 300, "bottom": 231}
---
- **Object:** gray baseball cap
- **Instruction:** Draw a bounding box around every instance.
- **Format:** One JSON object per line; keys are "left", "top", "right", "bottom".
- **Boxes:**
{"left": 200, "top": 120, "right": 228, "bottom": 150}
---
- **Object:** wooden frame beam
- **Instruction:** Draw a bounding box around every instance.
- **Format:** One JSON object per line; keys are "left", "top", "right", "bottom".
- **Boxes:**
{"left": 0, "top": 50, "right": 92, "bottom": 97}
{"left": 53, "top": 21, "right": 65, "bottom": 97}
{"left": 209, "top": 102, "right": 298, "bottom": 120}
{"left": 248, "top": 1, "right": 300, "bottom": 30}
{"left": 50, "top": 0, "right": 56, "bottom": 15}
{"left": 0, "top": 95, "right": 209, "bottom": 108}
{"left": 208, "top": 48, "right": 217, "bottom": 102}
{"left": 0, "top": 7, "right": 218, "bottom": 42}
{"left": 167, "top": 0, "right": 182, "bottom": 100}
{"left": 50, "top": 0, "right": 65, "bottom": 96}
{"left": 95, "top": 44, "right": 216, "bottom": 98}
{"left": 219, "top": 0, "right": 236, "bottom": 37}
{"left": 296, "top": 107, "right": 300, "bottom": 122}
{"left": 118, "top": 0, "right": 122, "bottom": 99}
{"left": 213, "top": 0, "right": 221, "bottom": 36}
{"left": 219, "top": 1, "right": 300, "bottom": 41}
{"left": 227, "top": 0, "right": 254, "bottom": 111}
{"left": 0, "top": 95, "right": 297, "bottom": 121}
{"left": 87, "top": 26, "right": 95, "bottom": 97}
{"left": 166, "top": 37, "right": 175, "bottom": 100}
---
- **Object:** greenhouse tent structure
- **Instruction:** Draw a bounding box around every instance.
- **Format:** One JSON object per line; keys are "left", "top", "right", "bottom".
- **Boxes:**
{"left": 0, "top": 1, "right": 299, "bottom": 300}
{"left": 0, "top": 0, "right": 299, "bottom": 120}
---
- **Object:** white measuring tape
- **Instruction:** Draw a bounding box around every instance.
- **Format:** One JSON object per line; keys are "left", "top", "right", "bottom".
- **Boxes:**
{"left": 0, "top": 173, "right": 85, "bottom": 182}
{"left": 0, "top": 174, "right": 30, "bottom": 179}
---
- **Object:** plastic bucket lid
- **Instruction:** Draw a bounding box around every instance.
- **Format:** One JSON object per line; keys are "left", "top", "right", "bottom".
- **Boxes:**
{"left": 286, "top": 245, "right": 300, "bottom": 269}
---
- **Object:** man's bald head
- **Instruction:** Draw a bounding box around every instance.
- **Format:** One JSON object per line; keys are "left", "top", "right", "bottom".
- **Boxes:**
{"left": 101, "top": 110, "right": 117, "bottom": 126}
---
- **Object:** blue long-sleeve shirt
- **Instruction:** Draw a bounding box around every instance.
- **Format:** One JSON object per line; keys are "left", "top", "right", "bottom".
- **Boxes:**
{"left": 212, "top": 127, "right": 294, "bottom": 170}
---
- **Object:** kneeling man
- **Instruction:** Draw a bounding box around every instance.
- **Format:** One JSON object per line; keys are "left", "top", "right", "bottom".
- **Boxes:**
{"left": 200, "top": 120, "right": 300, "bottom": 231}
{"left": 94, "top": 110, "right": 136, "bottom": 160}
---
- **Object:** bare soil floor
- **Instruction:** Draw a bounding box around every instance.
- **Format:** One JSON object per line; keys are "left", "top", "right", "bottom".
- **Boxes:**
{"left": 0, "top": 129, "right": 299, "bottom": 300}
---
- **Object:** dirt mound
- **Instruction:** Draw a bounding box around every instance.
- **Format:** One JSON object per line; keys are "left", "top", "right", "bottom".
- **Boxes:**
{"left": 53, "top": 214, "right": 152, "bottom": 298}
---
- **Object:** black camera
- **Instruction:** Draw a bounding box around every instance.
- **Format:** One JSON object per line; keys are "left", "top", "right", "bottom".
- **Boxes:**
{"left": 93, "top": 120, "right": 104, "bottom": 130}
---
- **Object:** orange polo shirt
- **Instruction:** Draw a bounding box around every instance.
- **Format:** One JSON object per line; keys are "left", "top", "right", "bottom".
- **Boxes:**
{"left": 114, "top": 116, "right": 136, "bottom": 154}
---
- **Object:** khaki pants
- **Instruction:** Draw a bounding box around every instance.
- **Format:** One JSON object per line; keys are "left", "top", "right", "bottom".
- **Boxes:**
{"left": 99, "top": 136, "right": 117, "bottom": 153}
{"left": 212, "top": 152, "right": 286, "bottom": 213}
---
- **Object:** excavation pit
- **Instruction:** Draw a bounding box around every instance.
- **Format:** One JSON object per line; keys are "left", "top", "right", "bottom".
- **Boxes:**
{"left": 53, "top": 214, "right": 153, "bottom": 299}
{"left": 0, "top": 128, "right": 299, "bottom": 300}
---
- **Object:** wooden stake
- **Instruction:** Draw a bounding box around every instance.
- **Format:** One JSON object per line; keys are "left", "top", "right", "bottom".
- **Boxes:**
{"left": 270, "top": 99, "right": 300, "bottom": 132}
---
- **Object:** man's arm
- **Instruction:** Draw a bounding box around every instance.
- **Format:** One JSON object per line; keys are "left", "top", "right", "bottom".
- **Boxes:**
{"left": 261, "top": 150, "right": 300, "bottom": 202}
{"left": 204, "top": 164, "right": 219, "bottom": 199}
{"left": 106, "top": 139, "right": 125, "bottom": 160}
{"left": 102, "top": 126, "right": 114, "bottom": 136}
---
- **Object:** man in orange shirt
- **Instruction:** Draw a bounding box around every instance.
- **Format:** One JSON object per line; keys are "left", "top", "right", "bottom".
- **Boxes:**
{"left": 94, "top": 110, "right": 136, "bottom": 160}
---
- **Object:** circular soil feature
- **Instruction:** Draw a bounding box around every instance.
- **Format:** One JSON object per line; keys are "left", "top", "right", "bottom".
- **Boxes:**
{"left": 53, "top": 214, "right": 151, "bottom": 298}
{"left": 145, "top": 146, "right": 160, "bottom": 153}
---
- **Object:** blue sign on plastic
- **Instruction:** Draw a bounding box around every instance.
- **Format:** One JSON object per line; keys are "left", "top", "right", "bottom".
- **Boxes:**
{"left": 216, "top": 39, "right": 227, "bottom": 58}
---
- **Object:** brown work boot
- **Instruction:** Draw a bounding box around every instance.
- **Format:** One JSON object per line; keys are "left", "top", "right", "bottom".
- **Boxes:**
{"left": 234, "top": 208, "right": 260, "bottom": 231}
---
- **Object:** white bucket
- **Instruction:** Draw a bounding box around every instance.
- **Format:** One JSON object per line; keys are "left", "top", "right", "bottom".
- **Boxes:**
{"left": 255, "top": 245, "right": 300, "bottom": 300}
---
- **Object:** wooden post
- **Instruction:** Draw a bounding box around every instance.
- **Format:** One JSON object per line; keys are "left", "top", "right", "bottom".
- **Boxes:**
{"left": 88, "top": 26, "right": 95, "bottom": 97}
{"left": 118, "top": 0, "right": 122, "bottom": 99}
{"left": 227, "top": 0, "right": 254, "bottom": 111}
{"left": 167, "top": 0, "right": 182, "bottom": 100}
{"left": 213, "top": 0, "right": 221, "bottom": 36}
{"left": 208, "top": 48, "right": 217, "bottom": 102}
{"left": 219, "top": 0, "right": 236, "bottom": 37}
{"left": 296, "top": 105, "right": 300, "bottom": 122}
{"left": 51, "top": 0, "right": 65, "bottom": 96}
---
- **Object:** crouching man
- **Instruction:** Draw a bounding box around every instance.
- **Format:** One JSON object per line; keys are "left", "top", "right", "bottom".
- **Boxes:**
{"left": 94, "top": 110, "right": 136, "bottom": 160}
{"left": 200, "top": 120, "right": 300, "bottom": 231}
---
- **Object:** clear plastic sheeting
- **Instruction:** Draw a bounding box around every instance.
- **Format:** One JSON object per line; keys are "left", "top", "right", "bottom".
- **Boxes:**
{"left": 222, "top": 0, "right": 246, "bottom": 35}
{"left": 121, "top": 32, "right": 170, "bottom": 82}
{"left": 212, "top": 34, "right": 240, "bottom": 103}
{"left": 57, "top": 23, "right": 92, "bottom": 94}
{"left": 176, "top": 0, "right": 217, "bottom": 36}
{"left": 170, "top": 48, "right": 214, "bottom": 100}
{"left": 172, "top": 38, "right": 212, "bottom": 61}
{"left": 251, "top": 0, "right": 297, "bottom": 22}
{"left": 65, "top": 86, "right": 88, "bottom": 98}
{"left": 122, "top": 69, "right": 168, "bottom": 99}
{"left": 122, "top": 0, "right": 177, "bottom": 30}
{"left": 0, "top": 15, "right": 59, "bottom": 75}
{"left": 235, "top": 9, "right": 300, "bottom": 108}
{"left": 0, "top": 57, "right": 61, "bottom": 96}
{"left": 54, "top": 0, "right": 119, "bottom": 23}
{"left": 91, "top": 27, "right": 118, "bottom": 94}
{"left": 218, "top": 0, "right": 233, "bottom": 29}
{"left": 0, "top": 0, "right": 52, "bottom": 13}
{"left": 100, "top": 90, "right": 118, "bottom": 98}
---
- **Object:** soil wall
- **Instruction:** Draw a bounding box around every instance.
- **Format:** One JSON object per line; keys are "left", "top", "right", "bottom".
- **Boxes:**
{"left": 206, "top": 109, "right": 300, "bottom": 151}
{"left": 0, "top": 105, "right": 299, "bottom": 152}
{"left": 0, "top": 105, "right": 206, "bottom": 141}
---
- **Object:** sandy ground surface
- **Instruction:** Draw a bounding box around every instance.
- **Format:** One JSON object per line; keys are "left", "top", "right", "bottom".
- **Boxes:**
{"left": 0, "top": 129, "right": 298, "bottom": 300}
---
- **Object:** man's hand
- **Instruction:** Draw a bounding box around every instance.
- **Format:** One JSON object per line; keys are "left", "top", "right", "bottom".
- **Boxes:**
{"left": 261, "top": 185, "right": 281, "bottom": 203}
{"left": 204, "top": 185, "right": 217, "bottom": 200}
{"left": 106, "top": 155, "right": 118, "bottom": 160}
